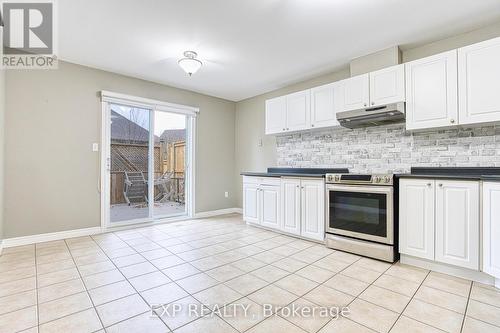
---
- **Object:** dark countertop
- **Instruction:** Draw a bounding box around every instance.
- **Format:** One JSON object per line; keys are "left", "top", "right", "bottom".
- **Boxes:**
{"left": 241, "top": 167, "right": 349, "bottom": 178}
{"left": 396, "top": 167, "right": 500, "bottom": 181}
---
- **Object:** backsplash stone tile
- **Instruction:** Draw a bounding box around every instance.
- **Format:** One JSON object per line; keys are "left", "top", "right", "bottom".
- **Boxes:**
{"left": 276, "top": 124, "right": 500, "bottom": 174}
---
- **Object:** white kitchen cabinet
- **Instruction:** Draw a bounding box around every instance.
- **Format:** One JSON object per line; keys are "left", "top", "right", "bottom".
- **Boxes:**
{"left": 399, "top": 178, "right": 480, "bottom": 271}
{"left": 369, "top": 64, "right": 405, "bottom": 107}
{"left": 243, "top": 177, "right": 281, "bottom": 229}
{"left": 243, "top": 183, "right": 260, "bottom": 225}
{"left": 335, "top": 73, "right": 370, "bottom": 112}
{"left": 310, "top": 83, "right": 339, "bottom": 129}
{"left": 483, "top": 182, "right": 500, "bottom": 279}
{"left": 435, "top": 180, "right": 479, "bottom": 270}
{"left": 265, "top": 96, "right": 286, "bottom": 134}
{"left": 300, "top": 179, "right": 325, "bottom": 241}
{"left": 399, "top": 179, "right": 435, "bottom": 260}
{"left": 281, "top": 178, "right": 301, "bottom": 236}
{"left": 286, "top": 90, "right": 311, "bottom": 131}
{"left": 458, "top": 36, "right": 500, "bottom": 125}
{"left": 260, "top": 185, "right": 281, "bottom": 230}
{"left": 405, "top": 50, "right": 458, "bottom": 130}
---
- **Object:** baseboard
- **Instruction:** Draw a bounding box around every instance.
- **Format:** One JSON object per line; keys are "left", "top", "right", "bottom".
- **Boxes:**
{"left": 2, "top": 226, "right": 103, "bottom": 248}
{"left": 194, "top": 207, "right": 242, "bottom": 218}
{"left": 401, "top": 254, "right": 496, "bottom": 286}
{"left": 0, "top": 208, "right": 244, "bottom": 250}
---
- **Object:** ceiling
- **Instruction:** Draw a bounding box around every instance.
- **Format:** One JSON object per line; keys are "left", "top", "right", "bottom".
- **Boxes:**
{"left": 59, "top": 0, "right": 500, "bottom": 101}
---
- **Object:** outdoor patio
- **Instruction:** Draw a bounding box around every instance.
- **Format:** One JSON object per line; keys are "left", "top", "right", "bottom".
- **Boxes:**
{"left": 110, "top": 201, "right": 185, "bottom": 222}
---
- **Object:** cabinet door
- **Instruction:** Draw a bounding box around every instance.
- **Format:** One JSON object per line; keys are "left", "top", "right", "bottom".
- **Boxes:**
{"left": 369, "top": 64, "right": 405, "bottom": 107}
{"left": 260, "top": 185, "right": 280, "bottom": 230}
{"left": 243, "top": 183, "right": 260, "bottom": 224}
{"left": 405, "top": 50, "right": 458, "bottom": 130}
{"left": 300, "top": 179, "right": 325, "bottom": 241}
{"left": 335, "top": 74, "right": 370, "bottom": 112}
{"left": 281, "top": 178, "right": 301, "bottom": 236}
{"left": 286, "top": 90, "right": 310, "bottom": 131}
{"left": 435, "top": 180, "right": 479, "bottom": 270}
{"left": 483, "top": 182, "right": 500, "bottom": 279}
{"left": 310, "top": 83, "right": 339, "bottom": 129}
{"left": 399, "top": 179, "right": 435, "bottom": 260}
{"left": 458, "top": 37, "right": 500, "bottom": 125}
{"left": 265, "top": 96, "right": 286, "bottom": 135}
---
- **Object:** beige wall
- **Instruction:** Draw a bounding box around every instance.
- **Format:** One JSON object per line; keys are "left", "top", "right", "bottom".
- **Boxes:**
{"left": 234, "top": 22, "right": 500, "bottom": 207}
{"left": 0, "top": 69, "right": 4, "bottom": 242}
{"left": 4, "top": 61, "right": 236, "bottom": 238}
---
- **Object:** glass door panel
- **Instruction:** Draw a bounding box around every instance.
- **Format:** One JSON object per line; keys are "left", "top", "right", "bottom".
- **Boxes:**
{"left": 109, "top": 104, "right": 151, "bottom": 223}
{"left": 153, "top": 111, "right": 187, "bottom": 218}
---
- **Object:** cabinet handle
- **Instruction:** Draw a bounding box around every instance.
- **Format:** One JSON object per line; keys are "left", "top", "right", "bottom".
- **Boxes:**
{"left": 371, "top": 102, "right": 375, "bottom": 105}
{"left": 364, "top": 103, "right": 367, "bottom": 107}
{"left": 311, "top": 124, "right": 315, "bottom": 127}
{"left": 427, "top": 183, "right": 432, "bottom": 187}
{"left": 283, "top": 128, "right": 286, "bottom": 131}
{"left": 438, "top": 183, "right": 443, "bottom": 187}
{"left": 450, "top": 119, "right": 455, "bottom": 124}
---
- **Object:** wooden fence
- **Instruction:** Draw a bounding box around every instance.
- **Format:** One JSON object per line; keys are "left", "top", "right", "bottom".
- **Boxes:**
{"left": 110, "top": 141, "right": 185, "bottom": 204}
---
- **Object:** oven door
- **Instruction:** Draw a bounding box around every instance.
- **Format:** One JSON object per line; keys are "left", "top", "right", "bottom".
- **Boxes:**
{"left": 326, "top": 184, "right": 394, "bottom": 245}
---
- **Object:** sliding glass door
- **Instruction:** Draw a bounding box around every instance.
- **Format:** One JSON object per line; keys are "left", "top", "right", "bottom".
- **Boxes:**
{"left": 153, "top": 110, "right": 187, "bottom": 218}
{"left": 103, "top": 97, "right": 193, "bottom": 226}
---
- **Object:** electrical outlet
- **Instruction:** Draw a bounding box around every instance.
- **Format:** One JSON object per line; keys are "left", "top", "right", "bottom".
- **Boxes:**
{"left": 258, "top": 138, "right": 263, "bottom": 147}
{"left": 92, "top": 143, "right": 99, "bottom": 152}
{"left": 224, "top": 191, "right": 229, "bottom": 198}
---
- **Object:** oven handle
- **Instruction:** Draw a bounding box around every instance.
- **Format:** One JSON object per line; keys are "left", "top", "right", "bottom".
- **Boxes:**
{"left": 326, "top": 184, "right": 393, "bottom": 195}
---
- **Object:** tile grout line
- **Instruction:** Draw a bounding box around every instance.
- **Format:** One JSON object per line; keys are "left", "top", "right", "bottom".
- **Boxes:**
{"left": 63, "top": 238, "right": 107, "bottom": 332}
{"left": 460, "top": 282, "right": 473, "bottom": 333}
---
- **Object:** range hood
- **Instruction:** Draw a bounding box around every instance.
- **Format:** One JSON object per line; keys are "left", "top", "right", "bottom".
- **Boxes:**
{"left": 337, "top": 102, "right": 405, "bottom": 129}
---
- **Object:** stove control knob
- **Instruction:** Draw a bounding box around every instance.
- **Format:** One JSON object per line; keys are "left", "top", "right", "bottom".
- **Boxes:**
{"left": 326, "top": 175, "right": 332, "bottom": 182}
{"left": 373, "top": 176, "right": 380, "bottom": 183}
{"left": 335, "top": 175, "right": 341, "bottom": 182}
{"left": 384, "top": 176, "right": 391, "bottom": 183}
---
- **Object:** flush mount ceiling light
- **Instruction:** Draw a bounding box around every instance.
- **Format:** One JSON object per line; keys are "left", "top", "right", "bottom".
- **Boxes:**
{"left": 178, "top": 51, "right": 203, "bottom": 76}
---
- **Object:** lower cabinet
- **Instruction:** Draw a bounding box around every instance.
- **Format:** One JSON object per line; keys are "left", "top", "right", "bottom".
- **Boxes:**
{"left": 300, "top": 179, "right": 325, "bottom": 241}
{"left": 243, "top": 176, "right": 325, "bottom": 242}
{"left": 260, "top": 185, "right": 281, "bottom": 230}
{"left": 281, "top": 178, "right": 301, "bottom": 235}
{"left": 243, "top": 177, "right": 280, "bottom": 229}
{"left": 281, "top": 178, "right": 325, "bottom": 241}
{"left": 399, "top": 178, "right": 480, "bottom": 270}
{"left": 483, "top": 182, "right": 500, "bottom": 280}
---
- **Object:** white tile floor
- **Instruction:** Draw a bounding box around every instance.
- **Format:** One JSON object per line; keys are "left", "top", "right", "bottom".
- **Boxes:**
{"left": 0, "top": 214, "right": 499, "bottom": 333}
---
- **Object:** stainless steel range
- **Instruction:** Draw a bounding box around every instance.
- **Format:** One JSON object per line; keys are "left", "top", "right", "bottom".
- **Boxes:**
{"left": 325, "top": 173, "right": 397, "bottom": 262}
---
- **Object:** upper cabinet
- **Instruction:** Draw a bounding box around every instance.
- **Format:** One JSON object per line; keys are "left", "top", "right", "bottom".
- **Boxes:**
{"left": 311, "top": 82, "right": 339, "bottom": 128}
{"left": 335, "top": 73, "right": 370, "bottom": 112}
{"left": 265, "top": 96, "right": 286, "bottom": 134}
{"left": 266, "top": 36, "right": 500, "bottom": 135}
{"left": 369, "top": 64, "right": 405, "bottom": 106}
{"left": 286, "top": 90, "right": 311, "bottom": 131}
{"left": 405, "top": 50, "right": 458, "bottom": 130}
{"left": 265, "top": 91, "right": 310, "bottom": 135}
{"left": 458, "top": 36, "right": 500, "bottom": 125}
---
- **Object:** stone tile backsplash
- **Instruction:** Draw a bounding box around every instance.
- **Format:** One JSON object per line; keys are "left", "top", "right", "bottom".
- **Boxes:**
{"left": 276, "top": 124, "right": 500, "bottom": 174}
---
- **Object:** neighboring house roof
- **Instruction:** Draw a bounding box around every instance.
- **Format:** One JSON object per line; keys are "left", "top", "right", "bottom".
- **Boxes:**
{"left": 160, "top": 129, "right": 185, "bottom": 144}
{"left": 111, "top": 110, "right": 159, "bottom": 144}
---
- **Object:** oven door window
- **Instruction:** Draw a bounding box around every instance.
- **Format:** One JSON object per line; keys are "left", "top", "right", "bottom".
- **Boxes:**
{"left": 329, "top": 190, "right": 387, "bottom": 238}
